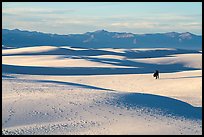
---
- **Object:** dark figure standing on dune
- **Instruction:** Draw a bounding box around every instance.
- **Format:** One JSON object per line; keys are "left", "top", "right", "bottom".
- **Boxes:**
{"left": 153, "top": 70, "right": 159, "bottom": 79}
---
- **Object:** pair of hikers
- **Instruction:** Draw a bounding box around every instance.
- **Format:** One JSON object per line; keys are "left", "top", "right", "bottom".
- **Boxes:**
{"left": 153, "top": 70, "right": 159, "bottom": 79}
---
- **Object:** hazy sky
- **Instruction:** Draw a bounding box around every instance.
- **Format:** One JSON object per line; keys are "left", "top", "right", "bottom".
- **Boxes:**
{"left": 2, "top": 2, "right": 202, "bottom": 35}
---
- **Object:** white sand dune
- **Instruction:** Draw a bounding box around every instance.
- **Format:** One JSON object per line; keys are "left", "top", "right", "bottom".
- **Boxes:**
{"left": 2, "top": 55, "right": 132, "bottom": 68}
{"left": 131, "top": 53, "right": 202, "bottom": 69}
{"left": 2, "top": 46, "right": 202, "bottom": 135}
{"left": 2, "top": 46, "right": 58, "bottom": 54}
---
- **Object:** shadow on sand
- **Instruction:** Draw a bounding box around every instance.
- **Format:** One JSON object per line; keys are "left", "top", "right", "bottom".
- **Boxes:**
{"left": 114, "top": 93, "right": 202, "bottom": 120}
{"left": 2, "top": 47, "right": 201, "bottom": 76}
{"left": 36, "top": 79, "right": 114, "bottom": 91}
{"left": 2, "top": 63, "right": 198, "bottom": 76}
{"left": 2, "top": 75, "right": 15, "bottom": 79}
{"left": 2, "top": 47, "right": 200, "bottom": 59}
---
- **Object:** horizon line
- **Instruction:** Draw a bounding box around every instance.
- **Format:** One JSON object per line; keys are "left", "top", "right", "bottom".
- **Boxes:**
{"left": 2, "top": 28, "right": 202, "bottom": 36}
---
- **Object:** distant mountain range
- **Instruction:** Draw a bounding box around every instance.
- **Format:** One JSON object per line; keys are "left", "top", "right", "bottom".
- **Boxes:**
{"left": 2, "top": 29, "right": 202, "bottom": 50}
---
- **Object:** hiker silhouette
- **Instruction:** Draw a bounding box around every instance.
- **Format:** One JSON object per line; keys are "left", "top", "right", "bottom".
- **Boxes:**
{"left": 153, "top": 70, "right": 159, "bottom": 79}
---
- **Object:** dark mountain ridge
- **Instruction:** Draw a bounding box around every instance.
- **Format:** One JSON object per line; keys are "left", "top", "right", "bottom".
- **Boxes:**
{"left": 2, "top": 29, "right": 202, "bottom": 50}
